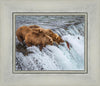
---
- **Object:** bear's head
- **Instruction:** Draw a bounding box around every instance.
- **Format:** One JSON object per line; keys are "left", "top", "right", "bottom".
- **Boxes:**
{"left": 45, "top": 35, "right": 53, "bottom": 45}
{"left": 55, "top": 36, "right": 64, "bottom": 44}
{"left": 45, "top": 29, "right": 64, "bottom": 44}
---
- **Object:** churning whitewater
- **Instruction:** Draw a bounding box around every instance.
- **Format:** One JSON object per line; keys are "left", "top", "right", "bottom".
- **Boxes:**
{"left": 16, "top": 16, "right": 85, "bottom": 70}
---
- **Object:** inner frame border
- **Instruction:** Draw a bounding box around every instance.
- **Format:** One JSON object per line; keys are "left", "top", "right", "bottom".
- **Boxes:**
{"left": 12, "top": 12, "right": 88, "bottom": 74}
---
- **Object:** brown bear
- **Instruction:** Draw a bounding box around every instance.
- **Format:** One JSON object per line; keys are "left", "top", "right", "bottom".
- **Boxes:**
{"left": 25, "top": 31, "right": 53, "bottom": 50}
{"left": 54, "top": 36, "right": 64, "bottom": 44}
{"left": 44, "top": 29, "right": 64, "bottom": 44}
{"left": 30, "top": 26, "right": 64, "bottom": 44}
{"left": 16, "top": 26, "right": 32, "bottom": 43}
{"left": 16, "top": 25, "right": 64, "bottom": 50}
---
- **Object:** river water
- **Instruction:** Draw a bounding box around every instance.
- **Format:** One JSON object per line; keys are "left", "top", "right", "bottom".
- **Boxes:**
{"left": 15, "top": 15, "right": 85, "bottom": 70}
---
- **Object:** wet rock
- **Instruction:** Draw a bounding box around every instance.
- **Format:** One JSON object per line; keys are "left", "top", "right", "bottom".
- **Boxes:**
{"left": 16, "top": 43, "right": 33, "bottom": 56}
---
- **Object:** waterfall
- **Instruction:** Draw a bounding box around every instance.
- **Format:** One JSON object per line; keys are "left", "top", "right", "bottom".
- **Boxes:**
{"left": 16, "top": 15, "right": 85, "bottom": 71}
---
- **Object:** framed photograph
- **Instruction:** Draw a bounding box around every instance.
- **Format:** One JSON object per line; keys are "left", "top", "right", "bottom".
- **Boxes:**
{"left": 0, "top": 0, "right": 100, "bottom": 86}
{"left": 12, "top": 12, "right": 88, "bottom": 74}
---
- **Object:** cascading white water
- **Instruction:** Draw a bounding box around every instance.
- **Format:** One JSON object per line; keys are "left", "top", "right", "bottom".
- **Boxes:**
{"left": 16, "top": 16, "right": 85, "bottom": 70}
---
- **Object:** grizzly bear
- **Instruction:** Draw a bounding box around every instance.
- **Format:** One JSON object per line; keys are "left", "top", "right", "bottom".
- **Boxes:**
{"left": 16, "top": 25, "right": 64, "bottom": 50}
{"left": 54, "top": 36, "right": 64, "bottom": 44}
{"left": 25, "top": 31, "right": 53, "bottom": 50}
{"left": 44, "top": 29, "right": 64, "bottom": 44}
{"left": 16, "top": 26, "right": 32, "bottom": 43}
{"left": 30, "top": 26, "right": 64, "bottom": 44}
